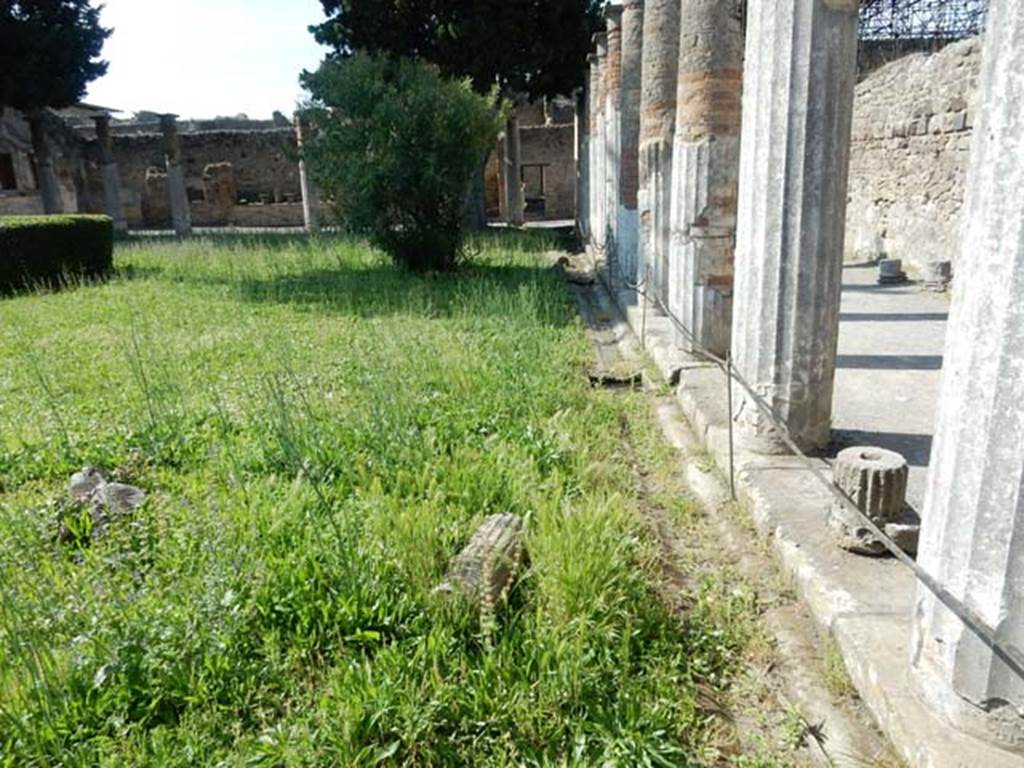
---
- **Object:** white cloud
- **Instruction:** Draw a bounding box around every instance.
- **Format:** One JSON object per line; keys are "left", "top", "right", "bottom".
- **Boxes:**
{"left": 85, "top": 0, "right": 329, "bottom": 119}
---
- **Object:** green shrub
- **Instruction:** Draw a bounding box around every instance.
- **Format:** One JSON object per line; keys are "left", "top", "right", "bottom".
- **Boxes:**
{"left": 301, "top": 55, "right": 503, "bottom": 272}
{"left": 0, "top": 214, "right": 113, "bottom": 292}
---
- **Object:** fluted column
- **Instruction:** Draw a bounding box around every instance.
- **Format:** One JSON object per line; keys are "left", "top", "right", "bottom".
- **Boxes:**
{"left": 604, "top": 6, "right": 623, "bottom": 265}
{"left": 294, "top": 113, "right": 321, "bottom": 233}
{"left": 669, "top": 0, "right": 743, "bottom": 357}
{"left": 93, "top": 115, "right": 127, "bottom": 232}
{"left": 637, "top": 0, "right": 680, "bottom": 303}
{"left": 159, "top": 114, "right": 192, "bottom": 236}
{"left": 911, "top": 0, "right": 1024, "bottom": 750}
{"left": 617, "top": 0, "right": 644, "bottom": 281}
{"left": 729, "top": 0, "right": 858, "bottom": 453}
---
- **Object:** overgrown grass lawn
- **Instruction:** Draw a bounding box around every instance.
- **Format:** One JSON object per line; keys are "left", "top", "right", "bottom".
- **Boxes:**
{"left": 1, "top": 233, "right": 758, "bottom": 766}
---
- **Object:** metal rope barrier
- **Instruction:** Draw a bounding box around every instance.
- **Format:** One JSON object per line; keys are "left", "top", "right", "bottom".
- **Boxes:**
{"left": 578, "top": 230, "right": 1024, "bottom": 683}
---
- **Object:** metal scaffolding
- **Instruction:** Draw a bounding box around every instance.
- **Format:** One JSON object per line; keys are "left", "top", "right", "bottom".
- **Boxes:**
{"left": 859, "top": 0, "right": 987, "bottom": 41}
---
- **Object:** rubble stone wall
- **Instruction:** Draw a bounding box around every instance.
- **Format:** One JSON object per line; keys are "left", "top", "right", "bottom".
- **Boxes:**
{"left": 845, "top": 37, "right": 981, "bottom": 271}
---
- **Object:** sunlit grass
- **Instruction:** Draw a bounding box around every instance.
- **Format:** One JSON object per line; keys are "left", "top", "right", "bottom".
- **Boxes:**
{"left": 0, "top": 231, "right": 783, "bottom": 766}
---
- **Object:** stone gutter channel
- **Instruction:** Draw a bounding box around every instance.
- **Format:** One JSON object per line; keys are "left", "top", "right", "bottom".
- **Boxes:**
{"left": 561, "top": 252, "right": 1022, "bottom": 768}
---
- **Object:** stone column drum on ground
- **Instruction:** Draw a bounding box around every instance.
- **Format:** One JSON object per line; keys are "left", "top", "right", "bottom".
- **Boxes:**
{"left": 159, "top": 114, "right": 192, "bottom": 237}
{"left": 912, "top": 0, "right": 1024, "bottom": 751}
{"left": 503, "top": 114, "right": 525, "bottom": 227}
{"left": 637, "top": 0, "right": 680, "bottom": 304}
{"left": 617, "top": 0, "right": 644, "bottom": 282}
{"left": 93, "top": 115, "right": 127, "bottom": 232}
{"left": 729, "top": 0, "right": 859, "bottom": 453}
{"left": 294, "top": 114, "right": 320, "bottom": 233}
{"left": 603, "top": 6, "right": 623, "bottom": 266}
{"left": 669, "top": 0, "right": 743, "bottom": 357}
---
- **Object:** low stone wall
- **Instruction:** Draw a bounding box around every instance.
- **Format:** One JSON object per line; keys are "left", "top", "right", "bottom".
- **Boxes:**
{"left": 845, "top": 37, "right": 981, "bottom": 271}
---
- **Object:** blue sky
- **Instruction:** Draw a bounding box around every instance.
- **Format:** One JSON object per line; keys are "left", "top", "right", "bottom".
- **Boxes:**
{"left": 85, "top": 0, "right": 329, "bottom": 119}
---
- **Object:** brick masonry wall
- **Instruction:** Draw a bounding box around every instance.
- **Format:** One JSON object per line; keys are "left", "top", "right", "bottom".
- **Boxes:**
{"left": 846, "top": 37, "right": 981, "bottom": 270}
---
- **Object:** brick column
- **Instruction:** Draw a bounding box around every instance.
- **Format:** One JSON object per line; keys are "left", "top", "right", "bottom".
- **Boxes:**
{"left": 912, "top": 0, "right": 1024, "bottom": 751}
{"left": 669, "top": 0, "right": 743, "bottom": 357}
{"left": 604, "top": 6, "right": 623, "bottom": 264}
{"left": 637, "top": 0, "right": 680, "bottom": 303}
{"left": 159, "top": 114, "right": 192, "bottom": 236}
{"left": 729, "top": 0, "right": 858, "bottom": 453}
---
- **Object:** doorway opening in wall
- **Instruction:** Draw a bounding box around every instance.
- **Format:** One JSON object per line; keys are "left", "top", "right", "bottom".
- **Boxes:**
{"left": 521, "top": 163, "right": 546, "bottom": 219}
{"left": 0, "top": 153, "right": 17, "bottom": 192}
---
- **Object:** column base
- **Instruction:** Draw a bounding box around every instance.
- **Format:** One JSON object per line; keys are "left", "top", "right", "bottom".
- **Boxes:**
{"left": 912, "top": 640, "right": 1024, "bottom": 755}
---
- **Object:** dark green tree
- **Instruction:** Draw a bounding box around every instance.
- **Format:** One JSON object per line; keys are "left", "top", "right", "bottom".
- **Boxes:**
{"left": 0, "top": 0, "right": 111, "bottom": 112}
{"left": 311, "top": 0, "right": 602, "bottom": 100}
{"left": 302, "top": 55, "right": 503, "bottom": 272}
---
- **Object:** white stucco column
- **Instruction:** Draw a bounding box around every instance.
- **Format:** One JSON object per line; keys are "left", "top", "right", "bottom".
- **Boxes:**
{"left": 294, "top": 113, "right": 320, "bottom": 233}
{"left": 729, "top": 0, "right": 859, "bottom": 453}
{"left": 159, "top": 114, "right": 192, "bottom": 237}
{"left": 637, "top": 0, "right": 680, "bottom": 304}
{"left": 911, "top": 0, "right": 1024, "bottom": 751}
{"left": 668, "top": 0, "right": 743, "bottom": 357}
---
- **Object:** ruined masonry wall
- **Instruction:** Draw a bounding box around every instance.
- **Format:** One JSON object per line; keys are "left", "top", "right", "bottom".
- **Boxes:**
{"left": 518, "top": 124, "right": 576, "bottom": 220}
{"left": 107, "top": 128, "right": 300, "bottom": 227}
{"left": 845, "top": 37, "right": 981, "bottom": 270}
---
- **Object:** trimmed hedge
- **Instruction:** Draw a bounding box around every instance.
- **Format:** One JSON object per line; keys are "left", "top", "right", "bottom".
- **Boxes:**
{"left": 0, "top": 214, "right": 114, "bottom": 293}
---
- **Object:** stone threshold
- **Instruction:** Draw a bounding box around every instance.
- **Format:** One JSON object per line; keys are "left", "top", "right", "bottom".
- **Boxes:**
{"left": 594, "top": 267, "right": 1022, "bottom": 768}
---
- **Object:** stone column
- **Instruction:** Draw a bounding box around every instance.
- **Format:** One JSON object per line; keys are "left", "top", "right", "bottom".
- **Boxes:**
{"left": 669, "top": 0, "right": 743, "bottom": 357}
{"left": 912, "top": 0, "right": 1024, "bottom": 750}
{"left": 576, "top": 87, "right": 589, "bottom": 239}
{"left": 587, "top": 51, "right": 602, "bottom": 249}
{"left": 503, "top": 114, "right": 525, "bottom": 227}
{"left": 617, "top": 0, "right": 644, "bottom": 282}
{"left": 604, "top": 7, "right": 623, "bottom": 265}
{"left": 637, "top": 0, "right": 680, "bottom": 303}
{"left": 294, "top": 113, "right": 320, "bottom": 233}
{"left": 92, "top": 115, "right": 127, "bottom": 232}
{"left": 504, "top": 114, "right": 525, "bottom": 227}
{"left": 592, "top": 34, "right": 608, "bottom": 251}
{"left": 729, "top": 0, "right": 859, "bottom": 453}
{"left": 159, "top": 114, "right": 192, "bottom": 236}
{"left": 27, "top": 111, "right": 62, "bottom": 214}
